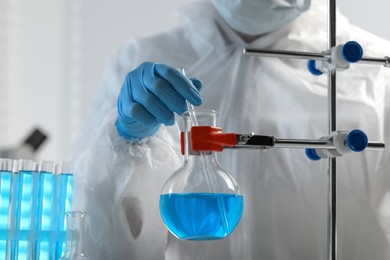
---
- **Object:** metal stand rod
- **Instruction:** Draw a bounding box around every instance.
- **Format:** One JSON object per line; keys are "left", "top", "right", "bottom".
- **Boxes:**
{"left": 229, "top": 137, "right": 385, "bottom": 151}
{"left": 361, "top": 56, "right": 390, "bottom": 66}
{"left": 243, "top": 48, "right": 329, "bottom": 60}
{"left": 243, "top": 48, "right": 389, "bottom": 67}
{"left": 328, "top": 0, "right": 337, "bottom": 259}
{"left": 273, "top": 140, "right": 384, "bottom": 150}
{"left": 328, "top": 157, "right": 337, "bottom": 260}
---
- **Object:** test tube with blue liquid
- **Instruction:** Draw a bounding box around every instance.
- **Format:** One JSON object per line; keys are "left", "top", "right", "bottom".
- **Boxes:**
{"left": 35, "top": 161, "right": 56, "bottom": 260}
{"left": 12, "top": 159, "right": 38, "bottom": 260}
{"left": 7, "top": 160, "right": 20, "bottom": 260}
{"left": 0, "top": 159, "right": 13, "bottom": 259}
{"left": 55, "top": 162, "right": 73, "bottom": 259}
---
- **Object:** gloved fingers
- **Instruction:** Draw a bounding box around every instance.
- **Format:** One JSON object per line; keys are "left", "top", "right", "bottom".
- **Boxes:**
{"left": 119, "top": 100, "right": 157, "bottom": 127}
{"left": 190, "top": 77, "right": 203, "bottom": 91}
{"left": 148, "top": 78, "right": 188, "bottom": 115}
{"left": 153, "top": 63, "right": 203, "bottom": 106}
{"left": 142, "top": 93, "right": 175, "bottom": 126}
{"left": 142, "top": 66, "right": 187, "bottom": 115}
{"left": 130, "top": 74, "right": 175, "bottom": 126}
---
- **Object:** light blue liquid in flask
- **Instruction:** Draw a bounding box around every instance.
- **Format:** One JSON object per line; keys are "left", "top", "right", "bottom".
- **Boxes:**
{"left": 160, "top": 109, "right": 243, "bottom": 240}
{"left": 160, "top": 193, "right": 243, "bottom": 240}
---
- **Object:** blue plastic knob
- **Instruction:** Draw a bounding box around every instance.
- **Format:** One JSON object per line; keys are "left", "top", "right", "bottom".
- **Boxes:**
{"left": 305, "top": 148, "right": 321, "bottom": 161}
{"left": 346, "top": 129, "right": 368, "bottom": 152}
{"left": 342, "top": 41, "right": 363, "bottom": 63}
{"left": 307, "top": 60, "right": 323, "bottom": 76}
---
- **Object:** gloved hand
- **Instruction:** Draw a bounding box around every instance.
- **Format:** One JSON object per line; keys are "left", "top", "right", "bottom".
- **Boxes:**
{"left": 116, "top": 62, "right": 203, "bottom": 139}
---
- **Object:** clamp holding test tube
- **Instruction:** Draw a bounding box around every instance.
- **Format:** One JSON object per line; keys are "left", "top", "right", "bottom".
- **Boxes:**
{"left": 180, "top": 126, "right": 385, "bottom": 159}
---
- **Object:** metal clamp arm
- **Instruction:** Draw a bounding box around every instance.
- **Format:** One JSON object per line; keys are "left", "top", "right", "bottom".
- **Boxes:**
{"left": 244, "top": 45, "right": 389, "bottom": 68}
{"left": 184, "top": 126, "right": 385, "bottom": 154}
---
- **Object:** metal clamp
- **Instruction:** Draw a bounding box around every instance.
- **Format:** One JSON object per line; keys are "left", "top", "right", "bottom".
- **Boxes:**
{"left": 385, "top": 56, "right": 390, "bottom": 67}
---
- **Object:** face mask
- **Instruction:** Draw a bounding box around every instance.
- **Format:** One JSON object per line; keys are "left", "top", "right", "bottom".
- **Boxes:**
{"left": 210, "top": 0, "right": 311, "bottom": 36}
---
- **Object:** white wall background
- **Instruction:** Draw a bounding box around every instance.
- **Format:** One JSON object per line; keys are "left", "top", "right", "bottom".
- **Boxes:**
{"left": 1, "top": 0, "right": 389, "bottom": 162}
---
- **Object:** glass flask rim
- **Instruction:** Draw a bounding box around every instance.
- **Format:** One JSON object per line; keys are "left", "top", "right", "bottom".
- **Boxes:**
{"left": 181, "top": 109, "right": 218, "bottom": 119}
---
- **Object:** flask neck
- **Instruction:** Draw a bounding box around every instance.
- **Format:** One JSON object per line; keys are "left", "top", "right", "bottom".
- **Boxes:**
{"left": 183, "top": 130, "right": 219, "bottom": 162}
{"left": 188, "top": 151, "right": 217, "bottom": 161}
{"left": 183, "top": 110, "right": 218, "bottom": 160}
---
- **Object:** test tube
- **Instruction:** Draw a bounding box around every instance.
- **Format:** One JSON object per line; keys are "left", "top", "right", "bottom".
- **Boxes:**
{"left": 55, "top": 162, "right": 73, "bottom": 259}
{"left": 14, "top": 159, "right": 37, "bottom": 260}
{"left": 7, "top": 160, "right": 19, "bottom": 260}
{"left": 0, "top": 159, "right": 13, "bottom": 259}
{"left": 35, "top": 161, "right": 55, "bottom": 260}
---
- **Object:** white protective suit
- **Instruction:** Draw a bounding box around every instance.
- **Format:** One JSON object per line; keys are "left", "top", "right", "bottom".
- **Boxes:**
{"left": 71, "top": 0, "right": 390, "bottom": 259}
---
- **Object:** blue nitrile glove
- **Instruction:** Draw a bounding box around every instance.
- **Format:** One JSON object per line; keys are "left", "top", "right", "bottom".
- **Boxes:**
{"left": 116, "top": 62, "right": 203, "bottom": 139}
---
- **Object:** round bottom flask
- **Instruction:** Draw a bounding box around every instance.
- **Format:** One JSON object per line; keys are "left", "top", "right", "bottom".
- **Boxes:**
{"left": 160, "top": 110, "right": 243, "bottom": 240}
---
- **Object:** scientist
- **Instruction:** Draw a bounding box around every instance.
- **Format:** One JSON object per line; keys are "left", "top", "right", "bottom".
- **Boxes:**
{"left": 72, "top": 0, "right": 390, "bottom": 259}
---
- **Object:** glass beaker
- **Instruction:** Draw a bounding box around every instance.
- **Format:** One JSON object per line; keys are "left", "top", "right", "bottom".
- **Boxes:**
{"left": 60, "top": 211, "right": 89, "bottom": 260}
{"left": 160, "top": 109, "right": 243, "bottom": 240}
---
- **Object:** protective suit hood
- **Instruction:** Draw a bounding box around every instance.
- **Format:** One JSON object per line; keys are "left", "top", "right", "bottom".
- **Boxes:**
{"left": 210, "top": 0, "right": 311, "bottom": 36}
